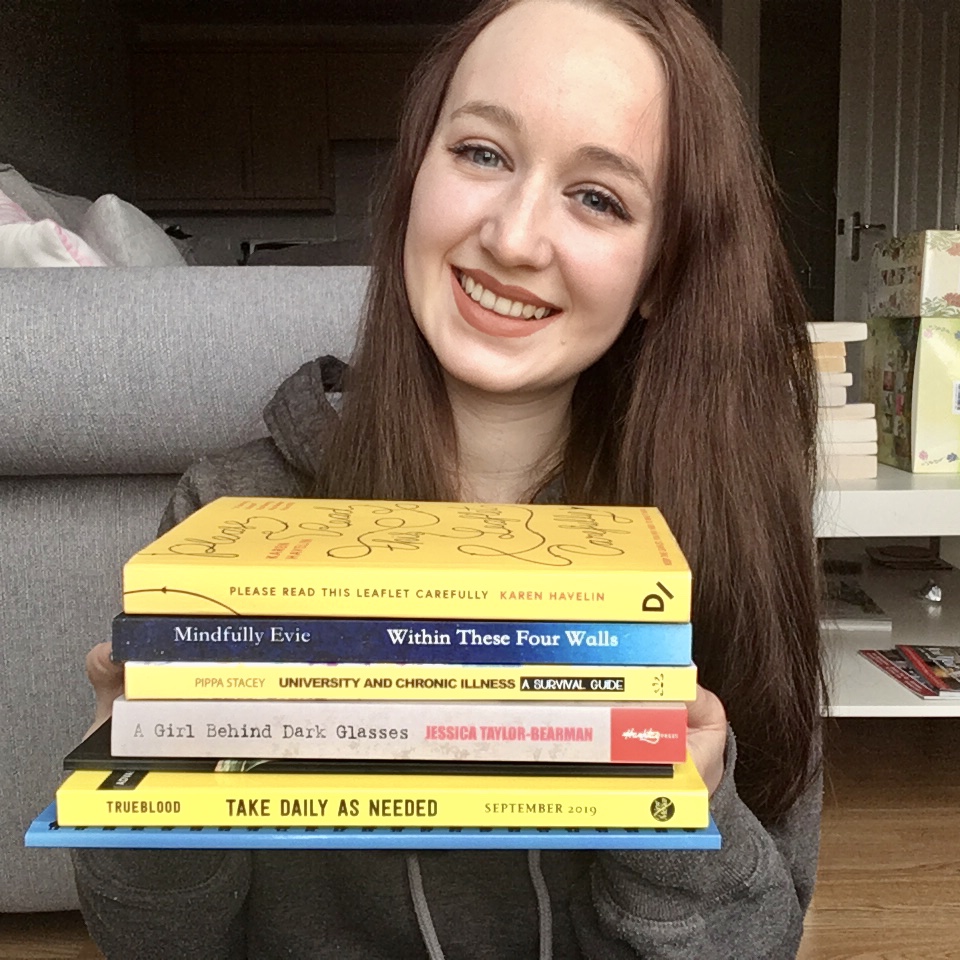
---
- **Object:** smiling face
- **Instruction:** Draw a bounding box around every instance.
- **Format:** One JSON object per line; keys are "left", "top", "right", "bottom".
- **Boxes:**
{"left": 403, "top": 0, "right": 667, "bottom": 400}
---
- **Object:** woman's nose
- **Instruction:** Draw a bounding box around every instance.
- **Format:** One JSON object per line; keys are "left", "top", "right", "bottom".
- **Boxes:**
{"left": 478, "top": 176, "right": 554, "bottom": 270}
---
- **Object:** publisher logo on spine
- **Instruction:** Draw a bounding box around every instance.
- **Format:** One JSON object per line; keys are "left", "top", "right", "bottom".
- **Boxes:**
{"left": 622, "top": 728, "right": 663, "bottom": 745}
{"left": 609, "top": 707, "right": 684, "bottom": 762}
{"left": 650, "top": 797, "right": 675, "bottom": 822}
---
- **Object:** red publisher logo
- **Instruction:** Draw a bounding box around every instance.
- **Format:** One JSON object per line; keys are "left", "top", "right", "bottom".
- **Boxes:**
{"left": 609, "top": 706, "right": 686, "bottom": 763}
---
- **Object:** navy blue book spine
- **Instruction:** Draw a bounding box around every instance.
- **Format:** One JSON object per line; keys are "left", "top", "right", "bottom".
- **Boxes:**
{"left": 112, "top": 615, "right": 691, "bottom": 665}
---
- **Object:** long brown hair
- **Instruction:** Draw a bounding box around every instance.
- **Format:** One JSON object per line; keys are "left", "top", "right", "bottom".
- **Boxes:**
{"left": 319, "top": 0, "right": 823, "bottom": 824}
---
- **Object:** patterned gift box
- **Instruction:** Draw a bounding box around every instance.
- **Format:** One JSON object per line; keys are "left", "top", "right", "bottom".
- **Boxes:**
{"left": 868, "top": 231, "right": 960, "bottom": 319}
{"left": 862, "top": 317, "right": 960, "bottom": 473}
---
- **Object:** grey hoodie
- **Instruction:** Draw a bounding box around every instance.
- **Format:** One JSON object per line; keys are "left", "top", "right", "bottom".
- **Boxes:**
{"left": 73, "top": 358, "right": 822, "bottom": 960}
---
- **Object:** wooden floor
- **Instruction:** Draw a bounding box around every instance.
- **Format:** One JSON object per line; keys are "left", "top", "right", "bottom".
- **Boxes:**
{"left": 797, "top": 716, "right": 960, "bottom": 960}
{"left": 1, "top": 716, "right": 957, "bottom": 960}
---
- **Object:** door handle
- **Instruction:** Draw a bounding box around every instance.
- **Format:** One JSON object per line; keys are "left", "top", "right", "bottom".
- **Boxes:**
{"left": 846, "top": 210, "right": 888, "bottom": 262}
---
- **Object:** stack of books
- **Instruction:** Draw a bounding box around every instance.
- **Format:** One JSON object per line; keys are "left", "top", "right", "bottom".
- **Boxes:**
{"left": 30, "top": 498, "right": 721, "bottom": 851}
{"left": 809, "top": 321, "right": 879, "bottom": 480}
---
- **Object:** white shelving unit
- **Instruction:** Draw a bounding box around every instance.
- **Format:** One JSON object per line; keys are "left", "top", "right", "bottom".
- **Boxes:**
{"left": 816, "top": 464, "right": 960, "bottom": 538}
{"left": 815, "top": 465, "right": 960, "bottom": 717}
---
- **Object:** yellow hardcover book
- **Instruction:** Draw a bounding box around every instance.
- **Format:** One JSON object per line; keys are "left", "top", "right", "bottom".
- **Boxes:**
{"left": 55, "top": 757, "right": 709, "bottom": 829}
{"left": 123, "top": 497, "right": 691, "bottom": 622}
{"left": 124, "top": 662, "right": 698, "bottom": 702}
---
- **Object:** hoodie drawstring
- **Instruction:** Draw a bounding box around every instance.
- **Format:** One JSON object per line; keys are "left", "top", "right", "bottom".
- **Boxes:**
{"left": 407, "top": 853, "right": 445, "bottom": 960}
{"left": 405, "top": 851, "right": 554, "bottom": 960}
{"left": 527, "top": 850, "right": 554, "bottom": 960}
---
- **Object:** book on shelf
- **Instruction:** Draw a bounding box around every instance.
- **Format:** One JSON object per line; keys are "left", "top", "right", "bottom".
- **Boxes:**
{"left": 25, "top": 803, "right": 723, "bottom": 851}
{"left": 111, "top": 613, "right": 693, "bottom": 666}
{"left": 819, "top": 371, "right": 854, "bottom": 389}
{"left": 819, "top": 402, "right": 875, "bottom": 421}
{"left": 122, "top": 661, "right": 698, "bottom": 702}
{"left": 122, "top": 497, "right": 691, "bottom": 622}
{"left": 822, "top": 453, "right": 879, "bottom": 480}
{"left": 69, "top": 719, "right": 677, "bottom": 776}
{"left": 895, "top": 645, "right": 960, "bottom": 696}
{"left": 105, "top": 696, "right": 688, "bottom": 764}
{"left": 819, "top": 385, "right": 848, "bottom": 407}
{"left": 812, "top": 341, "right": 845, "bottom": 359}
{"left": 54, "top": 758, "right": 709, "bottom": 829}
{"left": 858, "top": 649, "right": 939, "bottom": 699}
{"left": 807, "top": 321, "right": 868, "bottom": 343}
{"left": 817, "top": 416, "right": 878, "bottom": 444}
{"left": 821, "top": 577, "right": 893, "bottom": 631}
{"left": 822, "top": 440, "right": 879, "bottom": 456}
{"left": 815, "top": 355, "right": 846, "bottom": 373}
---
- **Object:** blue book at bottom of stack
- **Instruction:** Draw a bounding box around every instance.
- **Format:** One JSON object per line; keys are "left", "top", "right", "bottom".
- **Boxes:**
{"left": 26, "top": 803, "right": 720, "bottom": 851}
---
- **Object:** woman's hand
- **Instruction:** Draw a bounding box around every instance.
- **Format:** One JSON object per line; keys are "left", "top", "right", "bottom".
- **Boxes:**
{"left": 686, "top": 684, "right": 728, "bottom": 795}
{"left": 83, "top": 641, "right": 125, "bottom": 739}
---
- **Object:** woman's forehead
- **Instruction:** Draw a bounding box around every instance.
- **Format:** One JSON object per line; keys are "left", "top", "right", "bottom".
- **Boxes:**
{"left": 442, "top": 0, "right": 666, "bottom": 178}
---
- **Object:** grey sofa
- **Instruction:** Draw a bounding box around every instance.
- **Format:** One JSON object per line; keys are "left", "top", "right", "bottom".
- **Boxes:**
{"left": 1, "top": 265, "right": 366, "bottom": 912}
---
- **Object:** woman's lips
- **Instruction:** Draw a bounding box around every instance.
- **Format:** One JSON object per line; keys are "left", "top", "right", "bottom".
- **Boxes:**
{"left": 449, "top": 268, "right": 561, "bottom": 339}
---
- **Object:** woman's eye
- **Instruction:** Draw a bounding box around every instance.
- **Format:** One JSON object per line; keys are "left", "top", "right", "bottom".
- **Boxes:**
{"left": 576, "top": 189, "right": 629, "bottom": 221}
{"left": 451, "top": 143, "right": 505, "bottom": 168}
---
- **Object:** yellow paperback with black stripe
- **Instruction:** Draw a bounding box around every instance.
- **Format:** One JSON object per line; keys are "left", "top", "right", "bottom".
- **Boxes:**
{"left": 122, "top": 661, "right": 698, "bottom": 702}
{"left": 55, "top": 758, "right": 709, "bottom": 829}
{"left": 122, "top": 497, "right": 691, "bottom": 621}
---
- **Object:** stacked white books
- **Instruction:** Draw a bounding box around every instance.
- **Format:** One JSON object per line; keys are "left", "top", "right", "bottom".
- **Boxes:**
{"left": 808, "top": 322, "right": 878, "bottom": 481}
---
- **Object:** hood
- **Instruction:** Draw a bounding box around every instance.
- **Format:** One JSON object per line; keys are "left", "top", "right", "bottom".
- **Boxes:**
{"left": 262, "top": 355, "right": 347, "bottom": 479}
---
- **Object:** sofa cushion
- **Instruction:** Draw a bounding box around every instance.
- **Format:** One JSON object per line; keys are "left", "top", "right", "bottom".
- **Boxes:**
{"left": 80, "top": 194, "right": 186, "bottom": 267}
{"left": 1, "top": 265, "right": 367, "bottom": 475}
{"left": 0, "top": 474, "right": 179, "bottom": 911}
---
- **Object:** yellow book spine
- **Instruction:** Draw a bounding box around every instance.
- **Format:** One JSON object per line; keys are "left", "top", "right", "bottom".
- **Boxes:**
{"left": 122, "top": 565, "right": 691, "bottom": 622}
{"left": 123, "top": 662, "right": 698, "bottom": 702}
{"left": 55, "top": 763, "right": 709, "bottom": 829}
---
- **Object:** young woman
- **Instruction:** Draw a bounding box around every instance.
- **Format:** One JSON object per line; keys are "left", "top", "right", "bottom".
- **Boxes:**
{"left": 77, "top": 1, "right": 824, "bottom": 957}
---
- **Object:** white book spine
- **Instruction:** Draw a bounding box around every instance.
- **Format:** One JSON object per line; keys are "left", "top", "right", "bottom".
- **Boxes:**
{"left": 111, "top": 697, "right": 688, "bottom": 764}
{"left": 819, "top": 402, "right": 876, "bottom": 421}
{"left": 822, "top": 453, "right": 879, "bottom": 480}
{"left": 818, "top": 371, "right": 854, "bottom": 388}
{"left": 817, "top": 417, "right": 878, "bottom": 443}
{"left": 822, "top": 440, "right": 879, "bottom": 455}
{"left": 819, "top": 385, "right": 849, "bottom": 407}
{"left": 807, "top": 321, "right": 869, "bottom": 343}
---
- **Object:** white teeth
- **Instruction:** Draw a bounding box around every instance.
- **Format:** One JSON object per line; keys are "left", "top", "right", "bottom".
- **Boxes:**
{"left": 457, "top": 271, "right": 553, "bottom": 320}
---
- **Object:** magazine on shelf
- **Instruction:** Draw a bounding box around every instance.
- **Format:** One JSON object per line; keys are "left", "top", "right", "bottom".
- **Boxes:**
{"left": 858, "top": 649, "right": 940, "bottom": 699}
{"left": 821, "top": 577, "right": 893, "bottom": 631}
{"left": 895, "top": 646, "right": 960, "bottom": 697}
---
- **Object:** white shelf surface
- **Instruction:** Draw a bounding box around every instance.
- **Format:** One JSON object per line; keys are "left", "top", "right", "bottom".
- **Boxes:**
{"left": 823, "top": 556, "right": 960, "bottom": 717}
{"left": 816, "top": 464, "right": 960, "bottom": 538}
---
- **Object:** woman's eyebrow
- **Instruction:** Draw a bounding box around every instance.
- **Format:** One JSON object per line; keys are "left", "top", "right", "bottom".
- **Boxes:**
{"left": 448, "top": 99, "right": 652, "bottom": 198}
{"left": 449, "top": 99, "right": 524, "bottom": 134}
{"left": 573, "top": 144, "right": 652, "bottom": 198}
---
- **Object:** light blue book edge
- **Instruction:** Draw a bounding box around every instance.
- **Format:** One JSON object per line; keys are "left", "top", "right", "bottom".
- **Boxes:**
{"left": 26, "top": 803, "right": 720, "bottom": 851}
